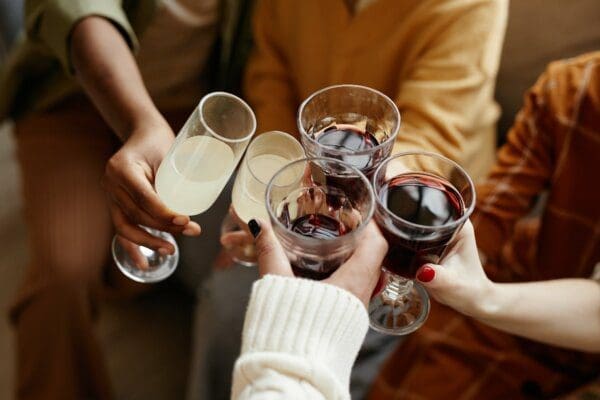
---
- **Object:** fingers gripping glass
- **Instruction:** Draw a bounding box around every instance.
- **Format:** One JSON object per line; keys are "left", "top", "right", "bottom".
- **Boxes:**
{"left": 368, "top": 151, "right": 475, "bottom": 335}
{"left": 265, "top": 157, "right": 375, "bottom": 280}
{"left": 112, "top": 92, "right": 256, "bottom": 283}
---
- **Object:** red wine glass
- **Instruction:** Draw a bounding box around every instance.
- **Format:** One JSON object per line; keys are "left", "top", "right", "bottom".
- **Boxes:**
{"left": 369, "top": 151, "right": 476, "bottom": 335}
{"left": 265, "top": 157, "right": 375, "bottom": 280}
{"left": 298, "top": 84, "right": 400, "bottom": 181}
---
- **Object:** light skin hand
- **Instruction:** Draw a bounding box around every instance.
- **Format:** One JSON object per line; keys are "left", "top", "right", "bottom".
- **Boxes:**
{"left": 413, "top": 220, "right": 493, "bottom": 317}
{"left": 252, "top": 219, "right": 388, "bottom": 306}
{"left": 414, "top": 220, "right": 600, "bottom": 352}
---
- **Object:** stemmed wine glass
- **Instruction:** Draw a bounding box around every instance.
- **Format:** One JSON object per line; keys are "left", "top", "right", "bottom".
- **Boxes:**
{"left": 221, "top": 131, "right": 305, "bottom": 266}
{"left": 298, "top": 84, "right": 400, "bottom": 182}
{"left": 112, "top": 92, "right": 256, "bottom": 283}
{"left": 265, "top": 157, "right": 374, "bottom": 280}
{"left": 369, "top": 151, "right": 475, "bottom": 335}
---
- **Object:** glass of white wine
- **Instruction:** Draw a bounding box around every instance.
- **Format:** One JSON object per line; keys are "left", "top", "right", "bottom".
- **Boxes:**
{"left": 221, "top": 131, "right": 305, "bottom": 266}
{"left": 112, "top": 92, "right": 257, "bottom": 283}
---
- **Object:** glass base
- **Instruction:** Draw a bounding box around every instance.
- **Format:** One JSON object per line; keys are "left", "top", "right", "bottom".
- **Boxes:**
{"left": 111, "top": 229, "right": 179, "bottom": 283}
{"left": 220, "top": 212, "right": 257, "bottom": 267}
{"left": 368, "top": 273, "right": 430, "bottom": 335}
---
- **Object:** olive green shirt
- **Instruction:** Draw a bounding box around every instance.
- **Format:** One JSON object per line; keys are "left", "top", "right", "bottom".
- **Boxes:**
{"left": 0, "top": 0, "right": 253, "bottom": 121}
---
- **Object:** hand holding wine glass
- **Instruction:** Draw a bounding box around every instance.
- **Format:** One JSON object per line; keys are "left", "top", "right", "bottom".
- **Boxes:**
{"left": 413, "top": 220, "right": 492, "bottom": 317}
{"left": 252, "top": 219, "right": 388, "bottom": 306}
{"left": 103, "top": 122, "right": 201, "bottom": 258}
{"left": 110, "top": 92, "right": 256, "bottom": 282}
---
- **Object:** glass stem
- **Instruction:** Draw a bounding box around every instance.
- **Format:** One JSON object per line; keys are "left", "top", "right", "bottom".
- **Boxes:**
{"left": 382, "top": 272, "right": 412, "bottom": 303}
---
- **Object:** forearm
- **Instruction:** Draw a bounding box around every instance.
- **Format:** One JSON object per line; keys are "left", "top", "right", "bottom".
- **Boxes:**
{"left": 232, "top": 275, "right": 369, "bottom": 399}
{"left": 476, "top": 279, "right": 600, "bottom": 352}
{"left": 70, "top": 16, "right": 166, "bottom": 141}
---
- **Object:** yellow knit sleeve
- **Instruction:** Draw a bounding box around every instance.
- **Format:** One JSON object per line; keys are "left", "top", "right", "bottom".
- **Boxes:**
{"left": 25, "top": 0, "right": 138, "bottom": 74}
{"left": 392, "top": 0, "right": 508, "bottom": 165}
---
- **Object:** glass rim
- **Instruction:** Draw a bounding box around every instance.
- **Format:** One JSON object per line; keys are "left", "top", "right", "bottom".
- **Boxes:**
{"left": 297, "top": 84, "right": 401, "bottom": 156}
{"left": 197, "top": 91, "right": 257, "bottom": 144}
{"left": 245, "top": 131, "right": 306, "bottom": 186}
{"left": 373, "top": 151, "right": 476, "bottom": 231}
{"left": 265, "top": 156, "right": 376, "bottom": 244}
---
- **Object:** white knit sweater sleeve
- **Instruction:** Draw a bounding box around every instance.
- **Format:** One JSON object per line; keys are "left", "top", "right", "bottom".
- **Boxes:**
{"left": 231, "top": 275, "right": 370, "bottom": 400}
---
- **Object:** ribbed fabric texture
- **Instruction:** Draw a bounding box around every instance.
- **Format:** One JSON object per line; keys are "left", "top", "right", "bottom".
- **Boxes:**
{"left": 231, "top": 275, "right": 369, "bottom": 399}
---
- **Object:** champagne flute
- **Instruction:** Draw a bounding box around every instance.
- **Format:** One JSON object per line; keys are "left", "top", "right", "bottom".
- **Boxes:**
{"left": 221, "top": 131, "right": 305, "bottom": 266}
{"left": 112, "top": 92, "right": 256, "bottom": 283}
{"left": 369, "top": 151, "right": 475, "bottom": 335}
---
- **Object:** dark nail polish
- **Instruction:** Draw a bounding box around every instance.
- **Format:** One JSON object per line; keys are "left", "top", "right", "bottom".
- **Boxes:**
{"left": 248, "top": 219, "right": 261, "bottom": 238}
{"left": 417, "top": 266, "right": 435, "bottom": 283}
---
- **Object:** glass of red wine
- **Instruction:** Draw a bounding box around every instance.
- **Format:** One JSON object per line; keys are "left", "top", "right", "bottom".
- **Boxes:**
{"left": 265, "top": 157, "right": 375, "bottom": 280}
{"left": 298, "top": 84, "right": 400, "bottom": 183}
{"left": 369, "top": 151, "right": 475, "bottom": 335}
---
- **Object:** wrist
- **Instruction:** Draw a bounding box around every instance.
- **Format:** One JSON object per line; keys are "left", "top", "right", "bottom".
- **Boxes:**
{"left": 126, "top": 110, "right": 172, "bottom": 140}
{"left": 470, "top": 280, "right": 505, "bottom": 321}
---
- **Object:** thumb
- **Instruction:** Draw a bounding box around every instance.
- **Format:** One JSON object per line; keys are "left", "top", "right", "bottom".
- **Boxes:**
{"left": 250, "top": 219, "right": 293, "bottom": 278}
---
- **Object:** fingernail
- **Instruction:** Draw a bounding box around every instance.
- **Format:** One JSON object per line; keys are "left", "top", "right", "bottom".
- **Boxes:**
{"left": 158, "top": 247, "right": 170, "bottom": 256}
{"left": 182, "top": 227, "right": 196, "bottom": 236}
{"left": 248, "top": 219, "right": 261, "bottom": 238}
{"left": 417, "top": 265, "right": 435, "bottom": 283}
{"left": 172, "top": 216, "right": 188, "bottom": 226}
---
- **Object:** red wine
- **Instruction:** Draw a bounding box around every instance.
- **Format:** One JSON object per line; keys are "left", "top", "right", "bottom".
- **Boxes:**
{"left": 288, "top": 213, "right": 349, "bottom": 280}
{"left": 377, "top": 173, "right": 465, "bottom": 279}
{"left": 315, "top": 124, "right": 380, "bottom": 176}
{"left": 291, "top": 213, "right": 348, "bottom": 239}
{"left": 313, "top": 124, "right": 380, "bottom": 209}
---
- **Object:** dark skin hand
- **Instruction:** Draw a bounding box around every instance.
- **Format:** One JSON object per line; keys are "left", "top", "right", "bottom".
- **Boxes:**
{"left": 70, "top": 17, "right": 201, "bottom": 267}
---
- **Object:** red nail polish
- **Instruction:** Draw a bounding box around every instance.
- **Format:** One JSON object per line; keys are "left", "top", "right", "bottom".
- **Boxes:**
{"left": 417, "top": 266, "right": 435, "bottom": 282}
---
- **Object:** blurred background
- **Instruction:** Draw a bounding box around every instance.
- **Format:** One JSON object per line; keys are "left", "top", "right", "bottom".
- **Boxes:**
{"left": 0, "top": 0, "right": 599, "bottom": 398}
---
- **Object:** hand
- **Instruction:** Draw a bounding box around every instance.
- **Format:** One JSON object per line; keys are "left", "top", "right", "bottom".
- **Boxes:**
{"left": 414, "top": 220, "right": 494, "bottom": 317}
{"left": 250, "top": 218, "right": 388, "bottom": 306}
{"left": 102, "top": 121, "right": 201, "bottom": 256}
{"left": 220, "top": 206, "right": 254, "bottom": 252}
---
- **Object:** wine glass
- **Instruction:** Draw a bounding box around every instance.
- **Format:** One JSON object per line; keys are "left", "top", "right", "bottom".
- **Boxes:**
{"left": 112, "top": 92, "right": 256, "bottom": 283}
{"left": 369, "top": 151, "right": 475, "bottom": 335}
{"left": 298, "top": 84, "right": 400, "bottom": 182}
{"left": 265, "top": 157, "right": 374, "bottom": 279}
{"left": 221, "top": 131, "right": 305, "bottom": 266}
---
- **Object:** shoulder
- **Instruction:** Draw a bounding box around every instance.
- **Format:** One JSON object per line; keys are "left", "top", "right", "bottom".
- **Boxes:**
{"left": 532, "top": 52, "right": 600, "bottom": 124}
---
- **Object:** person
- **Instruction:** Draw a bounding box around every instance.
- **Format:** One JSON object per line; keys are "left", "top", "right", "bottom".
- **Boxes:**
{"left": 0, "top": 1, "right": 252, "bottom": 398}
{"left": 235, "top": 214, "right": 599, "bottom": 399}
{"left": 232, "top": 219, "right": 388, "bottom": 399}
{"left": 245, "top": 0, "right": 508, "bottom": 181}
{"left": 195, "top": 0, "right": 508, "bottom": 398}
{"left": 369, "top": 52, "right": 600, "bottom": 399}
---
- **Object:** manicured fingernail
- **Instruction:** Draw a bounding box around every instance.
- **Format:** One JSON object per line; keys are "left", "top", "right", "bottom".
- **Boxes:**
{"left": 158, "top": 247, "right": 170, "bottom": 256}
{"left": 172, "top": 216, "right": 188, "bottom": 226}
{"left": 417, "top": 265, "right": 435, "bottom": 283}
{"left": 248, "top": 219, "right": 261, "bottom": 238}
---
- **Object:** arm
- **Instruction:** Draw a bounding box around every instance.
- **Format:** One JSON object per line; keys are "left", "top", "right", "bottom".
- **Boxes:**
{"left": 479, "top": 278, "right": 600, "bottom": 353}
{"left": 24, "top": 1, "right": 200, "bottom": 255}
{"left": 393, "top": 0, "right": 507, "bottom": 162}
{"left": 242, "top": 0, "right": 297, "bottom": 135}
{"left": 72, "top": 17, "right": 203, "bottom": 259}
{"left": 415, "top": 222, "right": 600, "bottom": 353}
{"left": 232, "top": 221, "right": 388, "bottom": 399}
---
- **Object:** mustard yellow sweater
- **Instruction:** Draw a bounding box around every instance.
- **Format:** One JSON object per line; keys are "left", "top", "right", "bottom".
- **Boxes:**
{"left": 244, "top": 0, "right": 508, "bottom": 180}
